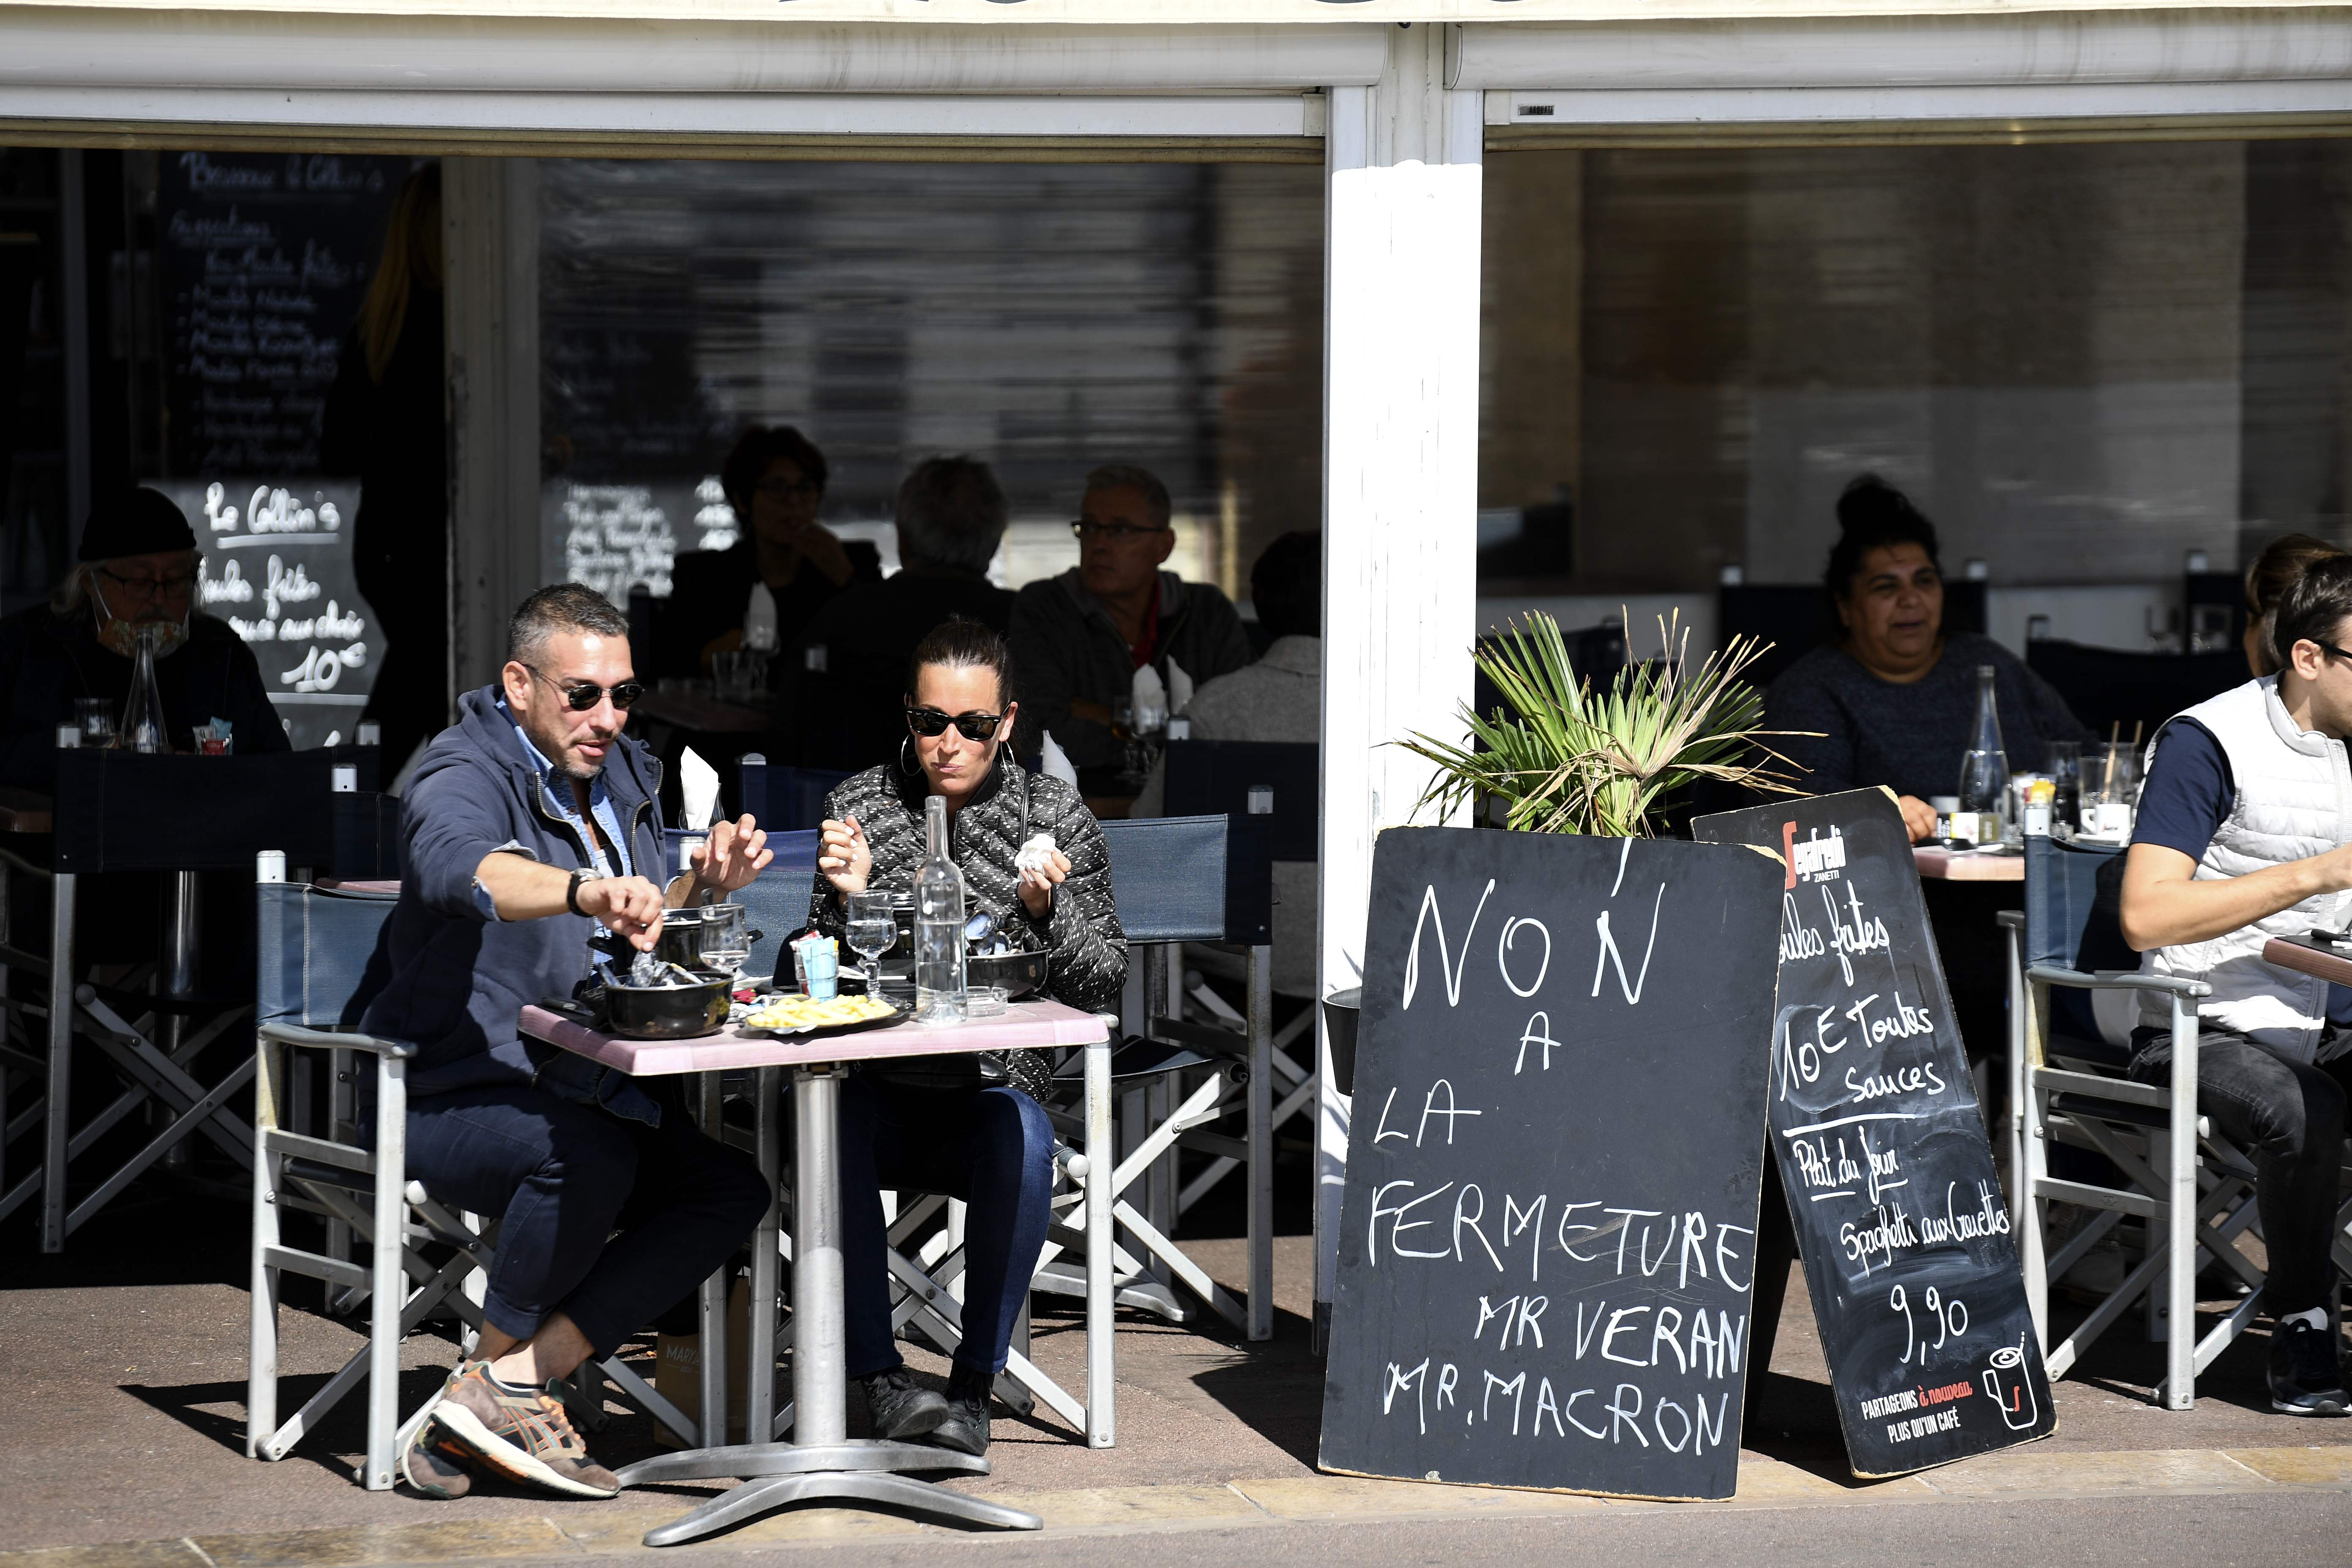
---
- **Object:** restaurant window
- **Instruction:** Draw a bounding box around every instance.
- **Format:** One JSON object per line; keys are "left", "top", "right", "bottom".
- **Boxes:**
{"left": 1477, "top": 139, "right": 2352, "bottom": 651}
{"left": 537, "top": 158, "right": 1325, "bottom": 609}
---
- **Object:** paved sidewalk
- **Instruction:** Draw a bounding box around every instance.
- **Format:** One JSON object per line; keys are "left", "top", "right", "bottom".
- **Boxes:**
{"left": 5, "top": 1197, "right": 2349, "bottom": 1563}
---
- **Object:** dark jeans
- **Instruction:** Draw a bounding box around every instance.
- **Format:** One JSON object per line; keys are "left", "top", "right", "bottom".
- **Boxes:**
{"left": 403, "top": 1079, "right": 771, "bottom": 1355}
{"left": 839, "top": 1075, "right": 1054, "bottom": 1381}
{"left": 2130, "top": 1024, "right": 2352, "bottom": 1317}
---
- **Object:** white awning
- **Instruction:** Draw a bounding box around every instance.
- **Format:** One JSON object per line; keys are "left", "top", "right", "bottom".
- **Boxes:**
{"left": 1461, "top": 8, "right": 2352, "bottom": 136}
{"left": 0, "top": 8, "right": 1377, "bottom": 150}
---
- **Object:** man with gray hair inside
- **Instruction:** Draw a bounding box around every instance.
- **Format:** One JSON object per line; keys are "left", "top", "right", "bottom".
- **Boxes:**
{"left": 789, "top": 455, "right": 1015, "bottom": 770}
{"left": 1010, "top": 462, "right": 1252, "bottom": 771}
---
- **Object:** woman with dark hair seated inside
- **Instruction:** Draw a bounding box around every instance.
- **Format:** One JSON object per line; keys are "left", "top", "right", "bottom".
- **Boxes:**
{"left": 804, "top": 618, "right": 1127, "bottom": 1457}
{"left": 1766, "top": 476, "right": 2092, "bottom": 1115}
{"left": 1765, "top": 474, "right": 2091, "bottom": 842}
{"left": 655, "top": 424, "right": 881, "bottom": 679}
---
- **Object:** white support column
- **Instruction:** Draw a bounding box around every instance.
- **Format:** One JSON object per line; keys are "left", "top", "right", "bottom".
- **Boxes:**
{"left": 1314, "top": 23, "right": 1483, "bottom": 1343}
{"left": 444, "top": 158, "right": 541, "bottom": 705}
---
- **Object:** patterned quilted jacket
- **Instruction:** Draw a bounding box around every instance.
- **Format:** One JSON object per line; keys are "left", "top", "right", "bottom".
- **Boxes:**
{"left": 806, "top": 756, "right": 1127, "bottom": 1097}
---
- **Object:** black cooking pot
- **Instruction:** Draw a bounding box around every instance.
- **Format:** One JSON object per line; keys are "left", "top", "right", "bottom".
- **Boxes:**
{"left": 968, "top": 948, "right": 1049, "bottom": 999}
{"left": 602, "top": 971, "right": 731, "bottom": 1039}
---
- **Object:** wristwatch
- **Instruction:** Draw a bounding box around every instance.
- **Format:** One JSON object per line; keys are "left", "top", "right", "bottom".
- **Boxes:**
{"left": 566, "top": 866, "right": 593, "bottom": 916}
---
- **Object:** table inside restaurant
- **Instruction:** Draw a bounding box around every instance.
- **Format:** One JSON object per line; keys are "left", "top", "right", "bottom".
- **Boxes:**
{"left": 517, "top": 997, "right": 1113, "bottom": 1545}
{"left": 1912, "top": 844, "right": 2025, "bottom": 881}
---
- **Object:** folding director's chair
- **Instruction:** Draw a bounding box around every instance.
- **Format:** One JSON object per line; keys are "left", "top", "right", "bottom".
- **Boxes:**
{"left": 246, "top": 856, "right": 706, "bottom": 1489}
{"left": 1160, "top": 740, "right": 1320, "bottom": 1228}
{"left": 2003, "top": 833, "right": 2268, "bottom": 1408}
{"left": 1034, "top": 812, "right": 1275, "bottom": 1342}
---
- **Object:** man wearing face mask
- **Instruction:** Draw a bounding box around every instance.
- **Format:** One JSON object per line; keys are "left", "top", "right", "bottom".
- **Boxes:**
{"left": 0, "top": 487, "right": 288, "bottom": 791}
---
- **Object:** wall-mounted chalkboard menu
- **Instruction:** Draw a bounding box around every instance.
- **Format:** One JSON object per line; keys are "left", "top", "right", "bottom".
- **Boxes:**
{"left": 1320, "top": 827, "right": 1782, "bottom": 1502}
{"left": 1694, "top": 789, "right": 2054, "bottom": 1476}
{"left": 158, "top": 151, "right": 410, "bottom": 474}
{"left": 158, "top": 479, "right": 370, "bottom": 751}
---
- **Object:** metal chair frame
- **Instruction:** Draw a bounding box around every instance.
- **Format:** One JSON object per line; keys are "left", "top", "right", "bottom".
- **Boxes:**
{"left": 245, "top": 857, "right": 706, "bottom": 1489}
{"left": 2002, "top": 901, "right": 2268, "bottom": 1409}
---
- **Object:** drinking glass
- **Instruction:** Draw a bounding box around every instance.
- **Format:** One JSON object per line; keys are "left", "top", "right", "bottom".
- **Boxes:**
{"left": 2087, "top": 741, "right": 2142, "bottom": 836}
{"left": 696, "top": 903, "right": 750, "bottom": 977}
{"left": 713, "top": 649, "right": 764, "bottom": 704}
{"left": 74, "top": 696, "right": 116, "bottom": 747}
{"left": 846, "top": 890, "right": 897, "bottom": 978}
{"left": 2045, "top": 740, "right": 2082, "bottom": 831}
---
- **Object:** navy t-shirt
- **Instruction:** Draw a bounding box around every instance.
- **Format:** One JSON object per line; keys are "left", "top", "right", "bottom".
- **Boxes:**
{"left": 2131, "top": 719, "right": 2235, "bottom": 862}
{"left": 2133, "top": 716, "right": 2352, "bottom": 1021}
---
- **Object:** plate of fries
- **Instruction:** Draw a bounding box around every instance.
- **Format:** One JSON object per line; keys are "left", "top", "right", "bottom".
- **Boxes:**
{"left": 739, "top": 991, "right": 909, "bottom": 1037}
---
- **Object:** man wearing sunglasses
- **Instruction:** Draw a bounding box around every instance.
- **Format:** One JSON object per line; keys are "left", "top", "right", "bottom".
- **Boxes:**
{"left": 361, "top": 583, "right": 773, "bottom": 1499}
{"left": 0, "top": 487, "right": 288, "bottom": 791}
{"left": 2120, "top": 554, "right": 2352, "bottom": 1417}
{"left": 1008, "top": 463, "right": 1252, "bottom": 770}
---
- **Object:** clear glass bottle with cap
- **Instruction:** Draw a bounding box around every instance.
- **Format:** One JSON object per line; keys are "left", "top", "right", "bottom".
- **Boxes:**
{"left": 1956, "top": 664, "right": 2010, "bottom": 844}
{"left": 120, "top": 624, "right": 171, "bottom": 754}
{"left": 914, "top": 794, "right": 967, "bottom": 1024}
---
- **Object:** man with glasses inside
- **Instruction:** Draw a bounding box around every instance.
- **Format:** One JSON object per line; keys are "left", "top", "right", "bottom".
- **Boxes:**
{"left": 1010, "top": 463, "right": 1251, "bottom": 770}
{"left": 365, "top": 583, "right": 774, "bottom": 1498}
{"left": 0, "top": 486, "right": 287, "bottom": 788}
{"left": 2120, "top": 553, "right": 2352, "bottom": 1416}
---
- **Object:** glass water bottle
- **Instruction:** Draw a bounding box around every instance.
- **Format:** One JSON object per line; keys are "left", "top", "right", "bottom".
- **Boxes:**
{"left": 1956, "top": 664, "right": 2010, "bottom": 844}
{"left": 120, "top": 624, "right": 170, "bottom": 754}
{"left": 914, "top": 794, "right": 968, "bottom": 1024}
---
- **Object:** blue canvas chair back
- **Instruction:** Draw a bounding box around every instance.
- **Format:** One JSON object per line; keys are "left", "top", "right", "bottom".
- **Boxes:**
{"left": 255, "top": 881, "right": 400, "bottom": 1030}
{"left": 1098, "top": 814, "right": 1272, "bottom": 946}
{"left": 2024, "top": 834, "right": 2138, "bottom": 1056}
{"left": 1161, "top": 740, "right": 1319, "bottom": 863}
{"left": 738, "top": 758, "right": 854, "bottom": 833}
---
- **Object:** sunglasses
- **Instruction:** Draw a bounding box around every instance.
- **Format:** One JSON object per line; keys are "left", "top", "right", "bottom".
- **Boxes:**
{"left": 1070, "top": 520, "right": 1171, "bottom": 543}
{"left": 905, "top": 705, "right": 1005, "bottom": 742}
{"left": 526, "top": 664, "right": 644, "bottom": 712}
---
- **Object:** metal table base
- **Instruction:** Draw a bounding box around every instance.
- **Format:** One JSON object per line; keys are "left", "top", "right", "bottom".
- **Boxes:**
{"left": 613, "top": 1063, "right": 1043, "bottom": 1543}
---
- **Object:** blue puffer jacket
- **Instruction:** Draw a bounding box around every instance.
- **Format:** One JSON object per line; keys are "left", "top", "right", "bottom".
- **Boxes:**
{"left": 361, "top": 685, "right": 667, "bottom": 1097}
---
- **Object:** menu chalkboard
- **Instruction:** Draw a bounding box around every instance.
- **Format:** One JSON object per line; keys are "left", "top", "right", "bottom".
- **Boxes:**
{"left": 158, "top": 150, "right": 409, "bottom": 474}
{"left": 1319, "top": 827, "right": 1782, "bottom": 1502}
{"left": 158, "top": 478, "right": 370, "bottom": 751}
{"left": 1694, "top": 789, "right": 2054, "bottom": 1476}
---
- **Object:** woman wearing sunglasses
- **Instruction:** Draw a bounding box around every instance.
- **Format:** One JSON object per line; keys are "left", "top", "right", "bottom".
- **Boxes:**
{"left": 805, "top": 617, "right": 1127, "bottom": 1460}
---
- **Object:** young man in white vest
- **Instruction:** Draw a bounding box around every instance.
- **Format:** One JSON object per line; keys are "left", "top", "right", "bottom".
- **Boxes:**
{"left": 2121, "top": 554, "right": 2352, "bottom": 1416}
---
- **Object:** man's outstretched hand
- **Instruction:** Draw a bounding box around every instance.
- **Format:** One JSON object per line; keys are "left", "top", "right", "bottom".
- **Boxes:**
{"left": 692, "top": 815, "right": 773, "bottom": 897}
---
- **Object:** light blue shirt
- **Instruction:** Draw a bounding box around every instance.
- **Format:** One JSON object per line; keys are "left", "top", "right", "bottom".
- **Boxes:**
{"left": 471, "top": 701, "right": 636, "bottom": 922}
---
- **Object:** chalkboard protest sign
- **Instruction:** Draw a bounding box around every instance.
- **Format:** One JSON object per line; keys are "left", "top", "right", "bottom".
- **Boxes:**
{"left": 1320, "top": 827, "right": 1783, "bottom": 1502}
{"left": 1693, "top": 789, "right": 2054, "bottom": 1476}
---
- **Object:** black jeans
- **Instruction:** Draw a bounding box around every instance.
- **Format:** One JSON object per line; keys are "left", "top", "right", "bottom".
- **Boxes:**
{"left": 838, "top": 1075, "right": 1055, "bottom": 1381}
{"left": 2129, "top": 1024, "right": 2352, "bottom": 1317}
{"left": 403, "top": 1079, "right": 772, "bottom": 1355}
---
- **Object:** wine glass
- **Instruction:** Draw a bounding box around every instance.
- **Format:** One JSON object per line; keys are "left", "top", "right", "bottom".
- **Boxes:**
{"left": 846, "top": 891, "right": 897, "bottom": 986}
{"left": 697, "top": 903, "right": 750, "bottom": 977}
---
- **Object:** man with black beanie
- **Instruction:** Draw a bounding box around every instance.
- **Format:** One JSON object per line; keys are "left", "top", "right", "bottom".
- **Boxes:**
{"left": 0, "top": 487, "right": 287, "bottom": 791}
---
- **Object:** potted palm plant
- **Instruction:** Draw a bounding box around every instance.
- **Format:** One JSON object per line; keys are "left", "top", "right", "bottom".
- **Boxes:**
{"left": 1321, "top": 612, "right": 1802, "bottom": 1092}
{"left": 1399, "top": 610, "right": 1803, "bottom": 837}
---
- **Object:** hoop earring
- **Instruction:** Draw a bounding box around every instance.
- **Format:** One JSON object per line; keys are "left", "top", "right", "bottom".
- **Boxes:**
{"left": 898, "top": 734, "right": 921, "bottom": 777}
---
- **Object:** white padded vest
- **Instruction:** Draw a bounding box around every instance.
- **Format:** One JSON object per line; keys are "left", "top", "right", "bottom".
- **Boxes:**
{"left": 2139, "top": 677, "right": 2352, "bottom": 1060}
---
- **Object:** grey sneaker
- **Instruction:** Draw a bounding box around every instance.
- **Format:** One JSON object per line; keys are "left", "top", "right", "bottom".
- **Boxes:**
{"left": 858, "top": 1366, "right": 949, "bottom": 1442}
{"left": 926, "top": 1391, "right": 991, "bottom": 1457}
